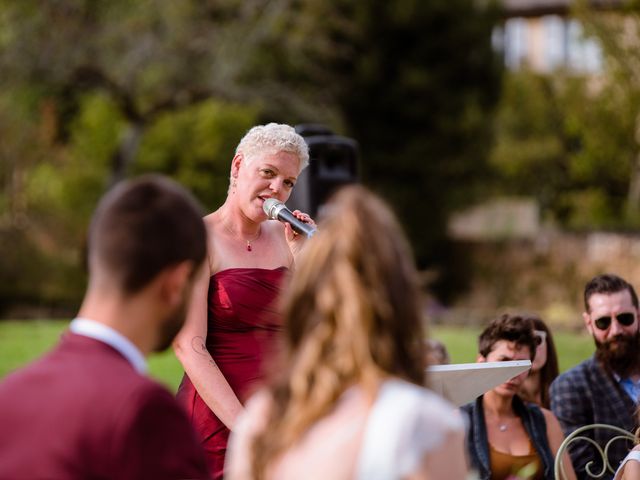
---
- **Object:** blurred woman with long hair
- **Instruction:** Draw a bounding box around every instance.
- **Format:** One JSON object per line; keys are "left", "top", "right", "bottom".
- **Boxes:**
{"left": 519, "top": 315, "right": 560, "bottom": 409}
{"left": 225, "top": 185, "right": 466, "bottom": 480}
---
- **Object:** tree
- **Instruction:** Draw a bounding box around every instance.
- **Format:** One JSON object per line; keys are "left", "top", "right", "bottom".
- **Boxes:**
{"left": 488, "top": 2, "right": 640, "bottom": 230}
{"left": 0, "top": 0, "right": 503, "bottom": 310}
{"left": 284, "top": 0, "right": 503, "bottom": 273}
{"left": 574, "top": 1, "right": 640, "bottom": 221}
{"left": 0, "top": 0, "right": 318, "bottom": 313}
{"left": 0, "top": 0, "right": 327, "bottom": 185}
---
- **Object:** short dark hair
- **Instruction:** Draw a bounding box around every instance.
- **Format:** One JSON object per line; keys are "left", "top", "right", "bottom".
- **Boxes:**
{"left": 584, "top": 274, "right": 639, "bottom": 312}
{"left": 478, "top": 313, "right": 537, "bottom": 361}
{"left": 88, "top": 175, "right": 207, "bottom": 294}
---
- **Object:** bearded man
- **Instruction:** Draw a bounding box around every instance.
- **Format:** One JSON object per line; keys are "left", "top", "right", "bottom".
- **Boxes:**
{"left": 551, "top": 274, "right": 640, "bottom": 480}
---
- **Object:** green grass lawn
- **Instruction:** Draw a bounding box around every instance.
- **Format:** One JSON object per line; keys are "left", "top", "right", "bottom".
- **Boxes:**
{"left": 0, "top": 320, "right": 596, "bottom": 392}
{"left": 0, "top": 320, "right": 185, "bottom": 391}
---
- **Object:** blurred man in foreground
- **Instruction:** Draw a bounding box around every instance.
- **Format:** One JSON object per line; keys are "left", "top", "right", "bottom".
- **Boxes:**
{"left": 551, "top": 273, "right": 640, "bottom": 480}
{"left": 0, "top": 175, "right": 210, "bottom": 479}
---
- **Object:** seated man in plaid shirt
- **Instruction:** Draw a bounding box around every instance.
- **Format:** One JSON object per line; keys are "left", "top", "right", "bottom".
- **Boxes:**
{"left": 551, "top": 274, "right": 640, "bottom": 480}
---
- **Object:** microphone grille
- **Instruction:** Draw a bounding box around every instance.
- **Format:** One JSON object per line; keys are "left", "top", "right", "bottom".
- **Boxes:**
{"left": 263, "top": 198, "right": 282, "bottom": 219}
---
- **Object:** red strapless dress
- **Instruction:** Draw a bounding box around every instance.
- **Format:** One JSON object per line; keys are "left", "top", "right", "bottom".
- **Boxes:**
{"left": 176, "top": 267, "right": 288, "bottom": 480}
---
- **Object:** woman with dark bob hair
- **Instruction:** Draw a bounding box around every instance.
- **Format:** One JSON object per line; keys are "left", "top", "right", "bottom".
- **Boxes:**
{"left": 460, "top": 314, "right": 575, "bottom": 480}
{"left": 225, "top": 185, "right": 467, "bottom": 480}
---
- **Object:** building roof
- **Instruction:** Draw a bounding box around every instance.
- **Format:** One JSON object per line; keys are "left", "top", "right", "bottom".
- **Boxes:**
{"left": 502, "top": 0, "right": 622, "bottom": 17}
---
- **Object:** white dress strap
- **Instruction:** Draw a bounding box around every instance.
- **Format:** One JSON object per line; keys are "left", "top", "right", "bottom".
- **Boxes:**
{"left": 615, "top": 450, "right": 640, "bottom": 480}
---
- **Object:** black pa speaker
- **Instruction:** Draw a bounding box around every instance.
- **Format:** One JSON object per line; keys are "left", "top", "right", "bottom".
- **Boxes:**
{"left": 287, "top": 124, "right": 359, "bottom": 218}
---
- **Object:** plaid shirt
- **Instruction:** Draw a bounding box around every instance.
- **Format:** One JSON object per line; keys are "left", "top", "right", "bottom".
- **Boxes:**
{"left": 550, "top": 355, "right": 637, "bottom": 480}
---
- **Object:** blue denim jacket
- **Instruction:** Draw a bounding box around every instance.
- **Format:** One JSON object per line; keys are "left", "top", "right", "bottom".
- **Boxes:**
{"left": 460, "top": 395, "right": 555, "bottom": 480}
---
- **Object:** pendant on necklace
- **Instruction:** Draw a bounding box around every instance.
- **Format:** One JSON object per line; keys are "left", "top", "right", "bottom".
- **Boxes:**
{"left": 499, "top": 424, "right": 507, "bottom": 432}
{"left": 246, "top": 241, "right": 252, "bottom": 252}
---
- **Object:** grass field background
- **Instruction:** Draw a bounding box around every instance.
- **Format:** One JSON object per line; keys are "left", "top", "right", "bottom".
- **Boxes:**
{"left": 0, "top": 320, "right": 597, "bottom": 392}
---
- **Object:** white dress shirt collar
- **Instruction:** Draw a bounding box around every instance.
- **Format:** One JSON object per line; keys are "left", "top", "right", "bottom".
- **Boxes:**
{"left": 69, "top": 317, "right": 147, "bottom": 374}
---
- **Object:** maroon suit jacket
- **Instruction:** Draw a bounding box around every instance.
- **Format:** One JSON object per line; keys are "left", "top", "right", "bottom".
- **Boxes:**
{"left": 0, "top": 332, "right": 210, "bottom": 479}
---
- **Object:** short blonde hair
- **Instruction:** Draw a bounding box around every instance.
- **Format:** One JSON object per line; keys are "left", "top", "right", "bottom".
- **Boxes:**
{"left": 235, "top": 123, "right": 309, "bottom": 171}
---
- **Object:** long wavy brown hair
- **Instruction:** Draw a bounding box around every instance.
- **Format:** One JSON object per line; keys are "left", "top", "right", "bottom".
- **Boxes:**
{"left": 250, "top": 185, "right": 427, "bottom": 479}
{"left": 529, "top": 315, "right": 559, "bottom": 409}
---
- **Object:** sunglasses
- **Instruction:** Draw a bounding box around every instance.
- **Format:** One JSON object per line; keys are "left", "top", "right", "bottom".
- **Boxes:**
{"left": 593, "top": 312, "right": 635, "bottom": 331}
{"left": 534, "top": 330, "right": 547, "bottom": 346}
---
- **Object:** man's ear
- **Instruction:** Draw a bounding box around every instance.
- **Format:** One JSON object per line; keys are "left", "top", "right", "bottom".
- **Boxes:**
{"left": 583, "top": 311, "right": 594, "bottom": 336}
{"left": 160, "top": 261, "right": 194, "bottom": 307}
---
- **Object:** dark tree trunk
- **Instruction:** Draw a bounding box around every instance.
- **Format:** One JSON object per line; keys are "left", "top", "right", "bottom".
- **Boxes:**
{"left": 108, "top": 122, "right": 144, "bottom": 188}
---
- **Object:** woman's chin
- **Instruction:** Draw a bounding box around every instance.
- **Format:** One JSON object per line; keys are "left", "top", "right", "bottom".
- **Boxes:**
{"left": 495, "top": 385, "right": 518, "bottom": 397}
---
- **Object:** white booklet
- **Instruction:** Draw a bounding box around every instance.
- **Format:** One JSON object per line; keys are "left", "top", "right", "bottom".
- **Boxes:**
{"left": 427, "top": 360, "right": 532, "bottom": 407}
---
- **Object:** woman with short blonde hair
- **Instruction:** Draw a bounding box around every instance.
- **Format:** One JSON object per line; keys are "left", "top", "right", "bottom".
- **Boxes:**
{"left": 173, "top": 123, "right": 315, "bottom": 479}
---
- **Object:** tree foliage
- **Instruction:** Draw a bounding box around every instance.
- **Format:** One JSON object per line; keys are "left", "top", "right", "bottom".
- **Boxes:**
{"left": 575, "top": 1, "right": 640, "bottom": 221}
{"left": 278, "top": 0, "right": 503, "bottom": 269}
{"left": 0, "top": 0, "right": 277, "bottom": 312}
{"left": 0, "top": 0, "right": 503, "bottom": 312}
{"left": 489, "top": 3, "right": 640, "bottom": 229}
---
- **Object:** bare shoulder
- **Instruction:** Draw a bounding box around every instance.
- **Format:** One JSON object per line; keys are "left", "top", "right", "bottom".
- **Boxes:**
{"left": 622, "top": 458, "right": 640, "bottom": 480}
{"left": 203, "top": 211, "right": 222, "bottom": 236}
{"left": 539, "top": 406, "right": 568, "bottom": 455}
{"left": 540, "top": 407, "right": 562, "bottom": 427}
{"left": 203, "top": 211, "right": 226, "bottom": 272}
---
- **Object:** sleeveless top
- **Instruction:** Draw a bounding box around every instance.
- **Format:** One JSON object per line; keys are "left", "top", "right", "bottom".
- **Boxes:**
{"left": 615, "top": 450, "right": 640, "bottom": 480}
{"left": 489, "top": 439, "right": 543, "bottom": 480}
{"left": 177, "top": 267, "right": 288, "bottom": 480}
{"left": 460, "top": 395, "right": 555, "bottom": 480}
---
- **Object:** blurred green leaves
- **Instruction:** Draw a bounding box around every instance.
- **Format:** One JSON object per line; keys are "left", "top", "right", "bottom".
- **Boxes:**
{"left": 488, "top": 5, "right": 640, "bottom": 230}
{"left": 134, "top": 101, "right": 258, "bottom": 209}
{"left": 0, "top": 0, "right": 505, "bottom": 313}
{"left": 5, "top": 0, "right": 639, "bottom": 311}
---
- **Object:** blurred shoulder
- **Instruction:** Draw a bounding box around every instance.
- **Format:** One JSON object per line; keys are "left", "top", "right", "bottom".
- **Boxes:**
{"left": 382, "top": 379, "right": 463, "bottom": 431}
{"left": 616, "top": 447, "right": 640, "bottom": 480}
{"left": 106, "top": 375, "right": 180, "bottom": 422}
{"left": 553, "top": 357, "right": 594, "bottom": 385}
{"left": 360, "top": 379, "right": 465, "bottom": 475}
{"left": 226, "top": 389, "right": 273, "bottom": 480}
{"left": 243, "top": 389, "right": 274, "bottom": 419}
{"left": 235, "top": 389, "right": 274, "bottom": 441}
{"left": 540, "top": 406, "right": 562, "bottom": 426}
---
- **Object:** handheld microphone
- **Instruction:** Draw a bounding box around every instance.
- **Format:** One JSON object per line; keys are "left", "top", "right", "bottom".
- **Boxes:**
{"left": 263, "top": 198, "right": 317, "bottom": 238}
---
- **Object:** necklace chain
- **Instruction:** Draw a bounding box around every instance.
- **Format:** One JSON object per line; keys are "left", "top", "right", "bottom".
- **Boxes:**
{"left": 223, "top": 222, "right": 261, "bottom": 252}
